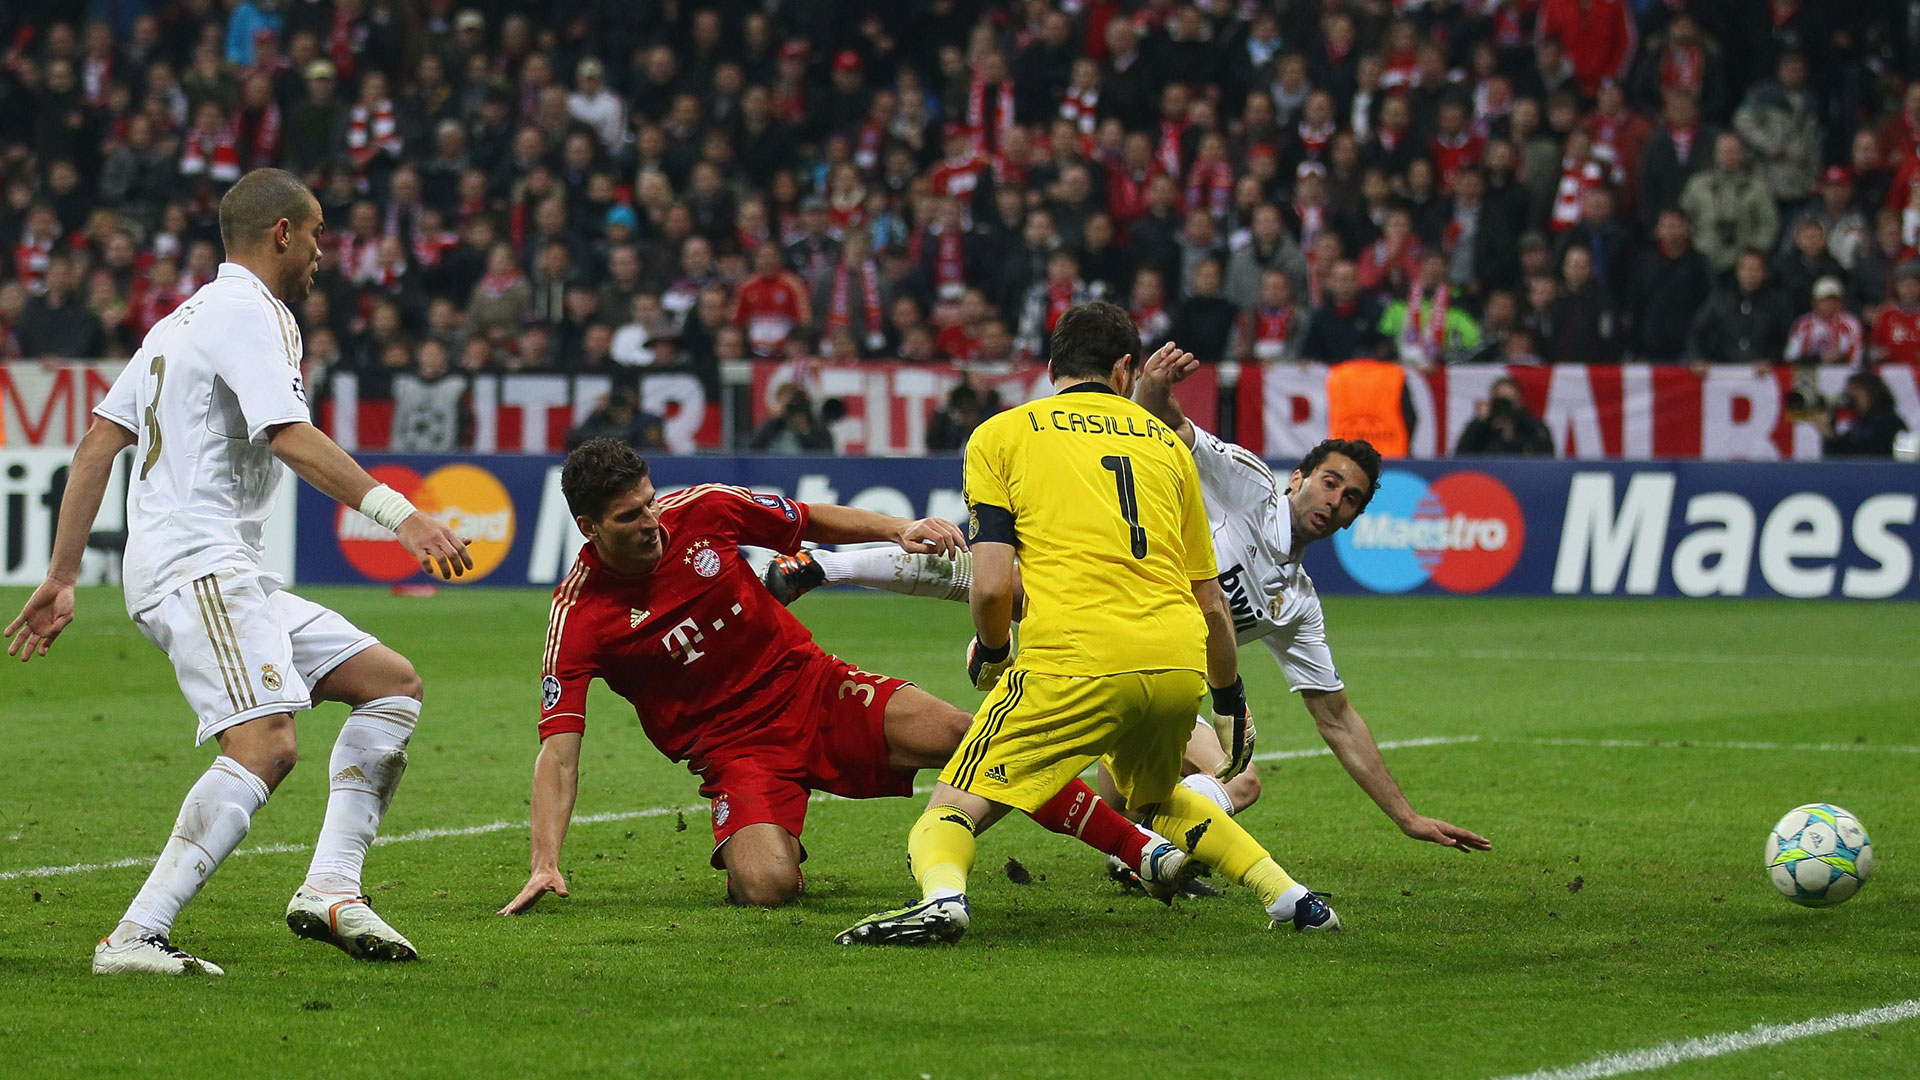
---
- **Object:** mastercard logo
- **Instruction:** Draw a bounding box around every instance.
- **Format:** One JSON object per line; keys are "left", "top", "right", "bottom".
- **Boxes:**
{"left": 1332, "top": 470, "right": 1524, "bottom": 594}
{"left": 336, "top": 463, "right": 516, "bottom": 583}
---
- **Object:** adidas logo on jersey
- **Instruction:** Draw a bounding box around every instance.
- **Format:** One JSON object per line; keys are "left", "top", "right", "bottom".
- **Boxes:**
{"left": 630, "top": 608, "right": 650, "bottom": 628}
{"left": 332, "top": 765, "right": 369, "bottom": 785}
{"left": 984, "top": 764, "right": 1009, "bottom": 784}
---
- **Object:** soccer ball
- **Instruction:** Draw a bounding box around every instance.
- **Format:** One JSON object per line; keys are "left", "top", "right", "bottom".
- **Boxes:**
{"left": 1765, "top": 803, "right": 1872, "bottom": 907}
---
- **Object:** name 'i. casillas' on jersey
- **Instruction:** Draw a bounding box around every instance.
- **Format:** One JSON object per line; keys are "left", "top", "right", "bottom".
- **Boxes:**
{"left": 1030, "top": 407, "right": 1180, "bottom": 445}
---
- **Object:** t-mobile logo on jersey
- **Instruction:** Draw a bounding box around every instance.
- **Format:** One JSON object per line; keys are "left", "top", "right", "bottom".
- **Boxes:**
{"left": 659, "top": 604, "right": 745, "bottom": 665}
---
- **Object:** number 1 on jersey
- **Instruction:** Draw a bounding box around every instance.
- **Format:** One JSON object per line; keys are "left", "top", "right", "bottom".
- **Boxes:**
{"left": 139, "top": 354, "right": 166, "bottom": 480}
{"left": 1100, "top": 454, "right": 1148, "bottom": 558}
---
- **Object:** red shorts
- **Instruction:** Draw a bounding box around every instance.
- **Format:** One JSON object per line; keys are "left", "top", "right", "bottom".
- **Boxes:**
{"left": 698, "top": 654, "right": 915, "bottom": 867}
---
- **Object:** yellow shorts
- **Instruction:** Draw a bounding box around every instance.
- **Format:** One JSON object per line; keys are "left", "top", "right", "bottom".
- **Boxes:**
{"left": 940, "top": 668, "right": 1207, "bottom": 813}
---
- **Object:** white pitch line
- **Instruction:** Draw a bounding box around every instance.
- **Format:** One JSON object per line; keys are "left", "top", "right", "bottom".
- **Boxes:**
{"left": 1506, "top": 736, "right": 1920, "bottom": 755}
{"left": 1252, "top": 734, "right": 1482, "bottom": 762}
{"left": 1490, "top": 998, "right": 1920, "bottom": 1080}
{"left": 1344, "top": 646, "right": 1905, "bottom": 669}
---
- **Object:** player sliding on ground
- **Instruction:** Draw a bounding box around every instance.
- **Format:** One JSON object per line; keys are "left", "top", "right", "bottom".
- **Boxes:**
{"left": 4, "top": 169, "right": 473, "bottom": 976}
{"left": 498, "top": 439, "right": 1197, "bottom": 914}
{"left": 769, "top": 368, "right": 1490, "bottom": 866}
{"left": 836, "top": 302, "right": 1338, "bottom": 947}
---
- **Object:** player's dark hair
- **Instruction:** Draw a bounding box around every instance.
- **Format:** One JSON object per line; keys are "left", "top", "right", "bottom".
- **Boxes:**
{"left": 562, "top": 437, "right": 651, "bottom": 520}
{"left": 1296, "top": 439, "right": 1383, "bottom": 508}
{"left": 1048, "top": 300, "right": 1138, "bottom": 382}
{"left": 219, "top": 168, "right": 315, "bottom": 254}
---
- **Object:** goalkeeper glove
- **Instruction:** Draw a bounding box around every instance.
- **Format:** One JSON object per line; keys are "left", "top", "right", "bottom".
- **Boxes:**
{"left": 1208, "top": 677, "right": 1256, "bottom": 779}
{"left": 966, "top": 636, "right": 1013, "bottom": 691}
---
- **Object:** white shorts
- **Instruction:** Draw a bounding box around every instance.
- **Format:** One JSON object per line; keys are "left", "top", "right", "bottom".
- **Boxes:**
{"left": 1259, "top": 611, "right": 1344, "bottom": 694}
{"left": 134, "top": 569, "right": 379, "bottom": 745}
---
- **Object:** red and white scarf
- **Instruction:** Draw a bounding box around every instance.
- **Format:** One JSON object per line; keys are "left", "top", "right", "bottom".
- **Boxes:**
{"left": 1294, "top": 199, "right": 1326, "bottom": 252}
{"left": 1156, "top": 118, "right": 1188, "bottom": 176}
{"left": 1251, "top": 304, "right": 1295, "bottom": 360}
{"left": 1669, "top": 125, "right": 1697, "bottom": 167}
{"left": 412, "top": 228, "right": 458, "bottom": 269}
{"left": 968, "top": 75, "right": 1016, "bottom": 157}
{"left": 1403, "top": 281, "right": 1450, "bottom": 361}
{"left": 829, "top": 258, "right": 885, "bottom": 349}
{"left": 935, "top": 229, "right": 965, "bottom": 299}
{"left": 346, "top": 99, "right": 401, "bottom": 170}
{"left": 179, "top": 125, "right": 241, "bottom": 183}
{"left": 1187, "top": 159, "right": 1233, "bottom": 219}
{"left": 1132, "top": 300, "right": 1170, "bottom": 345}
{"left": 1551, "top": 160, "right": 1601, "bottom": 232}
{"left": 1061, "top": 86, "right": 1100, "bottom": 136}
{"left": 328, "top": 9, "right": 365, "bottom": 80}
{"left": 237, "top": 101, "right": 282, "bottom": 170}
{"left": 1297, "top": 120, "right": 1334, "bottom": 160}
{"left": 855, "top": 121, "right": 885, "bottom": 174}
{"left": 13, "top": 231, "right": 53, "bottom": 294}
{"left": 477, "top": 267, "right": 524, "bottom": 299}
{"left": 1046, "top": 281, "right": 1076, "bottom": 333}
{"left": 1662, "top": 45, "right": 1703, "bottom": 96}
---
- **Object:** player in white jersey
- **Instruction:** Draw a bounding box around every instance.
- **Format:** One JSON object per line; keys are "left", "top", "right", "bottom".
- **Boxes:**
{"left": 764, "top": 349, "right": 1489, "bottom": 857}
{"left": 4, "top": 169, "right": 472, "bottom": 976}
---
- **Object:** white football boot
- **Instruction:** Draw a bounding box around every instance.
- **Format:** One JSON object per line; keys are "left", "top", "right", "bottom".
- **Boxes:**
{"left": 286, "top": 885, "right": 419, "bottom": 961}
{"left": 92, "top": 933, "right": 225, "bottom": 976}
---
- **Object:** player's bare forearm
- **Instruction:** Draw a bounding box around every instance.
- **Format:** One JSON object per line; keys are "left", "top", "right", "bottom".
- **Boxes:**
{"left": 268, "top": 421, "right": 381, "bottom": 509}
{"left": 803, "top": 503, "right": 966, "bottom": 555}
{"left": 969, "top": 542, "right": 1017, "bottom": 649}
{"left": 45, "top": 419, "right": 136, "bottom": 583}
{"left": 1304, "top": 690, "right": 1416, "bottom": 826}
{"left": 1192, "top": 577, "right": 1239, "bottom": 688}
{"left": 528, "top": 733, "right": 581, "bottom": 871}
{"left": 1133, "top": 343, "right": 1198, "bottom": 448}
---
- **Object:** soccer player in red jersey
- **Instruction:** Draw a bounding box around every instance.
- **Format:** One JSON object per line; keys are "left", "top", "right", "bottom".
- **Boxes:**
{"left": 499, "top": 439, "right": 1194, "bottom": 912}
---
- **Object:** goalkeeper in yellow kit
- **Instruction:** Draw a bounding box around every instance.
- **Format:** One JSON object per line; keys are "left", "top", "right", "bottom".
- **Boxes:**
{"left": 836, "top": 302, "right": 1337, "bottom": 945}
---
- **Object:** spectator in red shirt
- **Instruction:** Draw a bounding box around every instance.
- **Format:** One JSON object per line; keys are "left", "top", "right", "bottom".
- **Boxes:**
{"left": 1870, "top": 263, "right": 1920, "bottom": 367}
{"left": 1536, "top": 0, "right": 1636, "bottom": 99}
{"left": 732, "top": 242, "right": 811, "bottom": 357}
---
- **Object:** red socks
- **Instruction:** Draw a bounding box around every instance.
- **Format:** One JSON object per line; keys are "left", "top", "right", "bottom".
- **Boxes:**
{"left": 1027, "top": 778, "right": 1152, "bottom": 871}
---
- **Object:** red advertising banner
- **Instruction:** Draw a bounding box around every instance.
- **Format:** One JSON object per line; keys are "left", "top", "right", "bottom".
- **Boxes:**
{"left": 745, "top": 360, "right": 1220, "bottom": 455}
{"left": 0, "top": 362, "right": 122, "bottom": 447}
{"left": 1256, "top": 363, "right": 1920, "bottom": 461}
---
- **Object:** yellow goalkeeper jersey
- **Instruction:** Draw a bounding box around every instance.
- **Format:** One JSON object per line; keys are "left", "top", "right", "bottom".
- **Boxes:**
{"left": 963, "top": 382, "right": 1215, "bottom": 678}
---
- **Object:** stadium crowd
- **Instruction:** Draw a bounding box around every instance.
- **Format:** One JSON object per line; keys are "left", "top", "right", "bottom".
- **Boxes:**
{"left": 0, "top": 0, "right": 1917, "bottom": 454}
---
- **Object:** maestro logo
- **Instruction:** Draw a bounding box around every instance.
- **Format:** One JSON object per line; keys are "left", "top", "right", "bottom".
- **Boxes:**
{"left": 1333, "top": 470, "right": 1524, "bottom": 593}
{"left": 336, "top": 463, "right": 516, "bottom": 582}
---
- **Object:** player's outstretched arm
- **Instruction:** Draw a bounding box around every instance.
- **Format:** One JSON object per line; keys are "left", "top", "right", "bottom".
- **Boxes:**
{"left": 1133, "top": 342, "right": 1200, "bottom": 448}
{"left": 1193, "top": 576, "right": 1256, "bottom": 776}
{"left": 1301, "top": 689, "right": 1491, "bottom": 851}
{"left": 802, "top": 503, "right": 967, "bottom": 556}
{"left": 500, "top": 732, "right": 582, "bottom": 915}
{"left": 4, "top": 418, "right": 136, "bottom": 662}
{"left": 265, "top": 421, "right": 474, "bottom": 579}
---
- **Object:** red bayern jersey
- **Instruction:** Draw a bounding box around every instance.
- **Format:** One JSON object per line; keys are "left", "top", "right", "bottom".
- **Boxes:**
{"left": 731, "top": 272, "right": 812, "bottom": 355}
{"left": 538, "top": 485, "right": 822, "bottom": 762}
{"left": 1872, "top": 306, "right": 1920, "bottom": 366}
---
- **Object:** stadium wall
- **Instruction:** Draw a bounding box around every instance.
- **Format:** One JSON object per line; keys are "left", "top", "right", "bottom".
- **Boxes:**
{"left": 287, "top": 455, "right": 1919, "bottom": 601}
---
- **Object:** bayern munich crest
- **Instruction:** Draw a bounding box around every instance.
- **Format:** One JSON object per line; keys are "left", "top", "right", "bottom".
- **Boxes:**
{"left": 713, "top": 797, "right": 731, "bottom": 827}
{"left": 686, "top": 539, "right": 722, "bottom": 578}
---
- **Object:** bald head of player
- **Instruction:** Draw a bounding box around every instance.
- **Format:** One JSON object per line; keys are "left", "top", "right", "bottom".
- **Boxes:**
{"left": 1048, "top": 301, "right": 1142, "bottom": 395}
{"left": 218, "top": 168, "right": 325, "bottom": 304}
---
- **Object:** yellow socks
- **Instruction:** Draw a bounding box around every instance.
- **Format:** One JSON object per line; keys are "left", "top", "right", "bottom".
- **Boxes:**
{"left": 1149, "top": 785, "right": 1300, "bottom": 909}
{"left": 909, "top": 805, "right": 978, "bottom": 900}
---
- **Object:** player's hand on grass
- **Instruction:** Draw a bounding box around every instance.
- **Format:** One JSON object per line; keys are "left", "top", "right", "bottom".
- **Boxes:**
{"left": 498, "top": 868, "right": 570, "bottom": 914}
{"left": 1400, "top": 814, "right": 1492, "bottom": 852}
{"left": 4, "top": 578, "right": 76, "bottom": 663}
{"left": 895, "top": 517, "right": 968, "bottom": 556}
{"left": 397, "top": 512, "right": 475, "bottom": 580}
{"left": 967, "top": 636, "right": 1013, "bottom": 691}
{"left": 1208, "top": 677, "right": 1256, "bottom": 779}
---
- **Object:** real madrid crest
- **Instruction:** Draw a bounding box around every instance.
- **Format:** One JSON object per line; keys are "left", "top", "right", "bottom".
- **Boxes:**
{"left": 260, "top": 664, "right": 283, "bottom": 692}
{"left": 684, "top": 538, "right": 722, "bottom": 578}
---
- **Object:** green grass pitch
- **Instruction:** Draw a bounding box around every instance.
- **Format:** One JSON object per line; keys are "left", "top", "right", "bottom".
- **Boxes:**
{"left": 1, "top": 586, "right": 1916, "bottom": 1079}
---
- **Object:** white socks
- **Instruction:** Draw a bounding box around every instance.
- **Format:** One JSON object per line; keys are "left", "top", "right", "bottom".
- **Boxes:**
{"left": 117, "top": 756, "right": 271, "bottom": 943}
{"left": 814, "top": 549, "right": 973, "bottom": 602}
{"left": 1180, "top": 773, "right": 1236, "bottom": 816}
{"left": 1267, "top": 883, "right": 1311, "bottom": 922}
{"left": 305, "top": 696, "right": 419, "bottom": 895}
